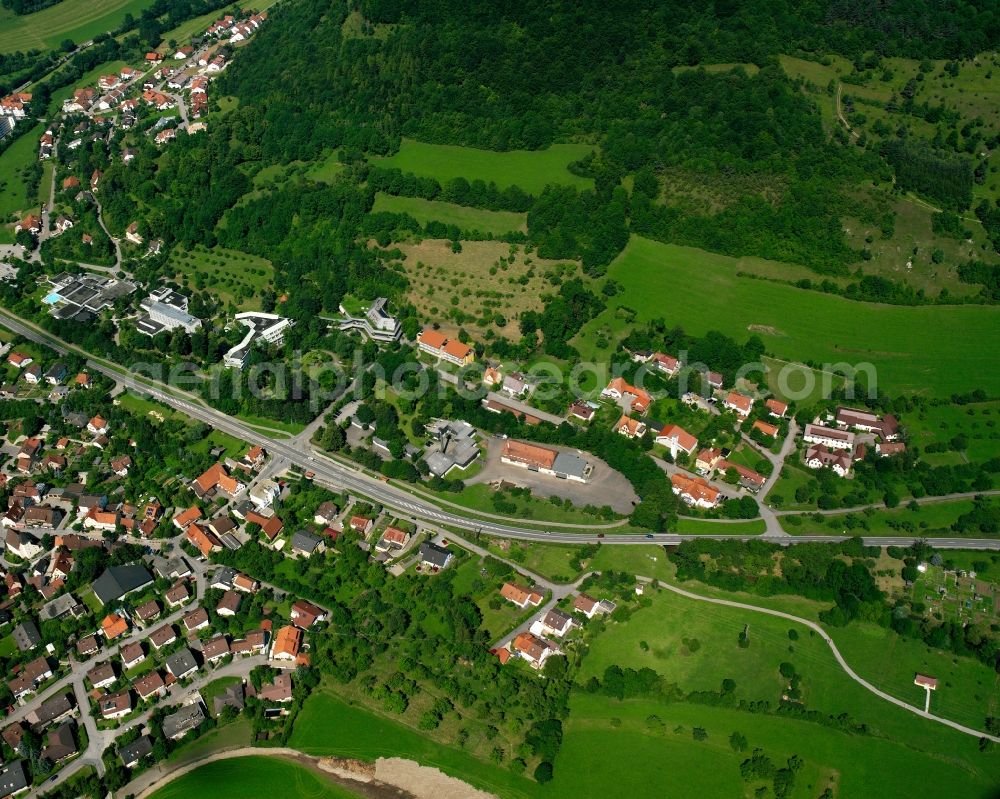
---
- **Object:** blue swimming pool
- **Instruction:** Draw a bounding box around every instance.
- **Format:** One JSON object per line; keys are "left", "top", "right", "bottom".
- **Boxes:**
{"left": 42, "top": 292, "right": 61, "bottom": 304}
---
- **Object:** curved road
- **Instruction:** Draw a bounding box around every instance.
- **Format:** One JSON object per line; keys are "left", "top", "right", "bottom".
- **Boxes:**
{"left": 1, "top": 308, "right": 999, "bottom": 551}
{"left": 653, "top": 578, "right": 1000, "bottom": 743}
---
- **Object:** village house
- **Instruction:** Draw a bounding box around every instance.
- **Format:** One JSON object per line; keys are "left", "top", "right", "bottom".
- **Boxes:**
{"left": 537, "top": 608, "right": 574, "bottom": 638}
{"left": 86, "top": 663, "right": 116, "bottom": 691}
{"left": 500, "top": 582, "right": 544, "bottom": 610}
{"left": 164, "top": 648, "right": 198, "bottom": 681}
{"left": 613, "top": 415, "right": 647, "bottom": 439}
{"left": 655, "top": 424, "right": 698, "bottom": 459}
{"left": 723, "top": 391, "right": 754, "bottom": 418}
{"left": 671, "top": 473, "right": 722, "bottom": 509}
{"left": 836, "top": 407, "right": 899, "bottom": 440}
{"left": 752, "top": 420, "right": 779, "bottom": 438}
{"left": 165, "top": 581, "right": 190, "bottom": 608}
{"left": 803, "top": 423, "right": 855, "bottom": 451}
{"left": 290, "top": 599, "right": 326, "bottom": 628}
{"left": 512, "top": 632, "right": 557, "bottom": 669}
{"left": 182, "top": 607, "right": 210, "bottom": 633}
{"left": 652, "top": 352, "right": 681, "bottom": 376}
{"left": 805, "top": 444, "right": 852, "bottom": 477}
{"left": 134, "top": 671, "right": 166, "bottom": 701}
{"left": 374, "top": 525, "right": 410, "bottom": 553}
{"left": 192, "top": 463, "right": 245, "bottom": 499}
{"left": 416, "top": 329, "right": 475, "bottom": 366}
{"left": 120, "top": 642, "right": 145, "bottom": 671}
{"left": 149, "top": 624, "right": 177, "bottom": 650}
{"left": 270, "top": 625, "right": 303, "bottom": 661}
{"left": 99, "top": 691, "right": 133, "bottom": 720}
{"left": 601, "top": 377, "right": 651, "bottom": 415}
{"left": 216, "top": 590, "right": 242, "bottom": 617}
{"left": 766, "top": 398, "right": 788, "bottom": 418}
{"left": 202, "top": 635, "right": 230, "bottom": 664}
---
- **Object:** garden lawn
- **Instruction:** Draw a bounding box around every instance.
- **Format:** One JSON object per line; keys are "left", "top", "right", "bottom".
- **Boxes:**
{"left": 673, "top": 517, "right": 766, "bottom": 535}
{"left": 148, "top": 755, "right": 361, "bottom": 799}
{"left": 200, "top": 676, "right": 243, "bottom": 717}
{"left": 0, "top": 0, "right": 153, "bottom": 54}
{"left": 371, "top": 139, "right": 594, "bottom": 194}
{"left": 572, "top": 236, "right": 1000, "bottom": 398}
{"left": 372, "top": 193, "right": 527, "bottom": 236}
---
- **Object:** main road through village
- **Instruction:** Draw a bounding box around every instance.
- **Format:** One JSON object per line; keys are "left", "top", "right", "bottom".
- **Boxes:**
{"left": 1, "top": 308, "right": 998, "bottom": 551}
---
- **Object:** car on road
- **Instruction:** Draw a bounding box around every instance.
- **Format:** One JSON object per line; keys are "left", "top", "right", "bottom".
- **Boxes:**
{"left": 597, "top": 533, "right": 605, "bottom": 538}
{"left": 645, "top": 534, "right": 654, "bottom": 539}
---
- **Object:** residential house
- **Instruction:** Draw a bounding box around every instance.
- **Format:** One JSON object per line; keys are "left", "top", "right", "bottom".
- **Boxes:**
{"left": 416, "top": 329, "right": 475, "bottom": 366}
{"left": 671, "top": 473, "right": 721, "bottom": 509}
{"left": 162, "top": 703, "right": 205, "bottom": 740}
{"left": 723, "top": 391, "right": 753, "bottom": 418}
{"left": 374, "top": 526, "right": 410, "bottom": 553}
{"left": 202, "top": 635, "right": 229, "bottom": 664}
{"left": 86, "top": 663, "right": 116, "bottom": 691}
{"left": 655, "top": 424, "right": 698, "bottom": 459}
{"left": 119, "top": 735, "right": 153, "bottom": 768}
{"left": 613, "top": 415, "right": 647, "bottom": 439}
{"left": 877, "top": 441, "right": 907, "bottom": 457}
{"left": 216, "top": 590, "right": 241, "bottom": 617}
{"left": 182, "top": 607, "right": 210, "bottom": 633}
{"left": 694, "top": 448, "right": 723, "bottom": 473}
{"left": 652, "top": 352, "right": 681, "bottom": 376}
{"left": 133, "top": 671, "right": 165, "bottom": 701}
{"left": 499, "top": 582, "right": 543, "bottom": 610}
{"left": 248, "top": 478, "right": 279, "bottom": 509}
{"left": 101, "top": 613, "right": 129, "bottom": 641}
{"left": 601, "top": 377, "right": 651, "bottom": 414}
{"left": 573, "top": 593, "right": 603, "bottom": 619}
{"left": 120, "top": 642, "right": 145, "bottom": 671}
{"left": 290, "top": 599, "right": 325, "bottom": 629}
{"left": 172, "top": 506, "right": 202, "bottom": 531}
{"left": 289, "top": 529, "right": 323, "bottom": 557}
{"left": 270, "top": 625, "right": 302, "bottom": 661}
{"left": 258, "top": 673, "right": 293, "bottom": 704}
{"left": 512, "top": 632, "right": 556, "bottom": 669}
{"left": 165, "top": 581, "right": 190, "bottom": 608}
{"left": 538, "top": 608, "right": 574, "bottom": 638}
{"left": 803, "top": 424, "right": 854, "bottom": 451}
{"left": 766, "top": 398, "right": 788, "bottom": 418}
{"left": 805, "top": 444, "right": 852, "bottom": 477}
{"left": 419, "top": 541, "right": 453, "bottom": 570}
{"left": 99, "top": 691, "right": 132, "bottom": 720}
{"left": 149, "top": 625, "right": 177, "bottom": 650}
{"left": 164, "top": 648, "right": 198, "bottom": 681}
{"left": 186, "top": 523, "right": 221, "bottom": 557}
{"left": 752, "top": 420, "right": 779, "bottom": 438}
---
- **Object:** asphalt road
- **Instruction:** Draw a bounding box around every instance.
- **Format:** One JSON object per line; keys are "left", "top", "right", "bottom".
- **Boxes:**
{"left": 2, "top": 309, "right": 998, "bottom": 551}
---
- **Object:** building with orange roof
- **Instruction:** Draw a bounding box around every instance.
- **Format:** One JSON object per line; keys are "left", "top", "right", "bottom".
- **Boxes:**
{"left": 270, "top": 625, "right": 302, "bottom": 661}
{"left": 172, "top": 506, "right": 201, "bottom": 531}
{"left": 512, "top": 632, "right": 556, "bottom": 669}
{"left": 192, "top": 463, "right": 244, "bottom": 498}
{"left": 765, "top": 398, "right": 788, "bottom": 418}
{"left": 600, "top": 377, "right": 651, "bottom": 415}
{"left": 670, "top": 473, "right": 721, "bottom": 509}
{"left": 613, "top": 415, "right": 647, "bottom": 439}
{"left": 499, "top": 439, "right": 590, "bottom": 482}
{"left": 101, "top": 613, "right": 129, "bottom": 640}
{"left": 416, "top": 329, "right": 475, "bottom": 366}
{"left": 752, "top": 419, "right": 779, "bottom": 438}
{"left": 186, "top": 523, "right": 221, "bottom": 557}
{"left": 655, "top": 424, "right": 698, "bottom": 458}
{"left": 723, "top": 391, "right": 754, "bottom": 418}
{"left": 87, "top": 415, "right": 109, "bottom": 435}
{"left": 499, "top": 582, "right": 544, "bottom": 609}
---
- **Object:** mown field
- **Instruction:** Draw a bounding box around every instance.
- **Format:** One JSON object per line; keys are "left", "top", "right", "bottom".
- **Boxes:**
{"left": 905, "top": 399, "right": 1000, "bottom": 465}
{"left": 148, "top": 755, "right": 361, "bottom": 799}
{"left": 0, "top": 0, "right": 153, "bottom": 54}
{"left": 780, "top": 500, "right": 979, "bottom": 537}
{"left": 371, "top": 139, "right": 595, "bottom": 194}
{"left": 372, "top": 193, "right": 527, "bottom": 236}
{"left": 572, "top": 236, "right": 1000, "bottom": 397}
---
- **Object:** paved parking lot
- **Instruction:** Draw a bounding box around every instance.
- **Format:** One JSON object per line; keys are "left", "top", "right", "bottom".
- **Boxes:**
{"left": 466, "top": 436, "right": 639, "bottom": 513}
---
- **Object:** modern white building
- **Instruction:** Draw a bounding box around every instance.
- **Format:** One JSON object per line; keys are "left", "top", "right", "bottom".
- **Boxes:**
{"left": 224, "top": 313, "right": 293, "bottom": 368}
{"left": 337, "top": 297, "right": 401, "bottom": 342}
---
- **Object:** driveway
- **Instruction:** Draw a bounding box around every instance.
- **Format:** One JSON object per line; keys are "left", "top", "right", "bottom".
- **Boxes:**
{"left": 465, "top": 436, "right": 639, "bottom": 513}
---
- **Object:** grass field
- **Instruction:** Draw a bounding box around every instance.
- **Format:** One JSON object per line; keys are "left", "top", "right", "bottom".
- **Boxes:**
{"left": 673, "top": 517, "right": 766, "bottom": 535}
{"left": 554, "top": 692, "right": 996, "bottom": 799}
{"left": 573, "top": 236, "right": 1000, "bottom": 397}
{"left": 371, "top": 139, "right": 595, "bottom": 194}
{"left": 905, "top": 399, "right": 1000, "bottom": 464}
{"left": 170, "top": 244, "right": 274, "bottom": 310}
{"left": 289, "top": 690, "right": 540, "bottom": 799}
{"left": 148, "top": 756, "right": 361, "bottom": 799}
{"left": 780, "top": 500, "right": 978, "bottom": 536}
{"left": 372, "top": 193, "right": 527, "bottom": 237}
{"left": 394, "top": 238, "right": 573, "bottom": 340}
{"left": 0, "top": 0, "right": 153, "bottom": 54}
{"left": 305, "top": 150, "right": 345, "bottom": 182}
{"left": 0, "top": 123, "right": 44, "bottom": 229}
{"left": 569, "top": 585, "right": 1000, "bottom": 794}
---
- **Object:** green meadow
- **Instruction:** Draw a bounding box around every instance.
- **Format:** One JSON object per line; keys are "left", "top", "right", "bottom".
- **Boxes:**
{"left": 0, "top": 0, "right": 153, "bottom": 54}
{"left": 573, "top": 236, "right": 1000, "bottom": 397}
{"left": 372, "top": 192, "right": 527, "bottom": 236}
{"left": 289, "top": 689, "right": 540, "bottom": 798}
{"left": 781, "top": 500, "right": 979, "bottom": 537}
{"left": 371, "top": 139, "right": 595, "bottom": 194}
{"left": 148, "top": 755, "right": 361, "bottom": 799}
{"left": 0, "top": 122, "right": 44, "bottom": 233}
